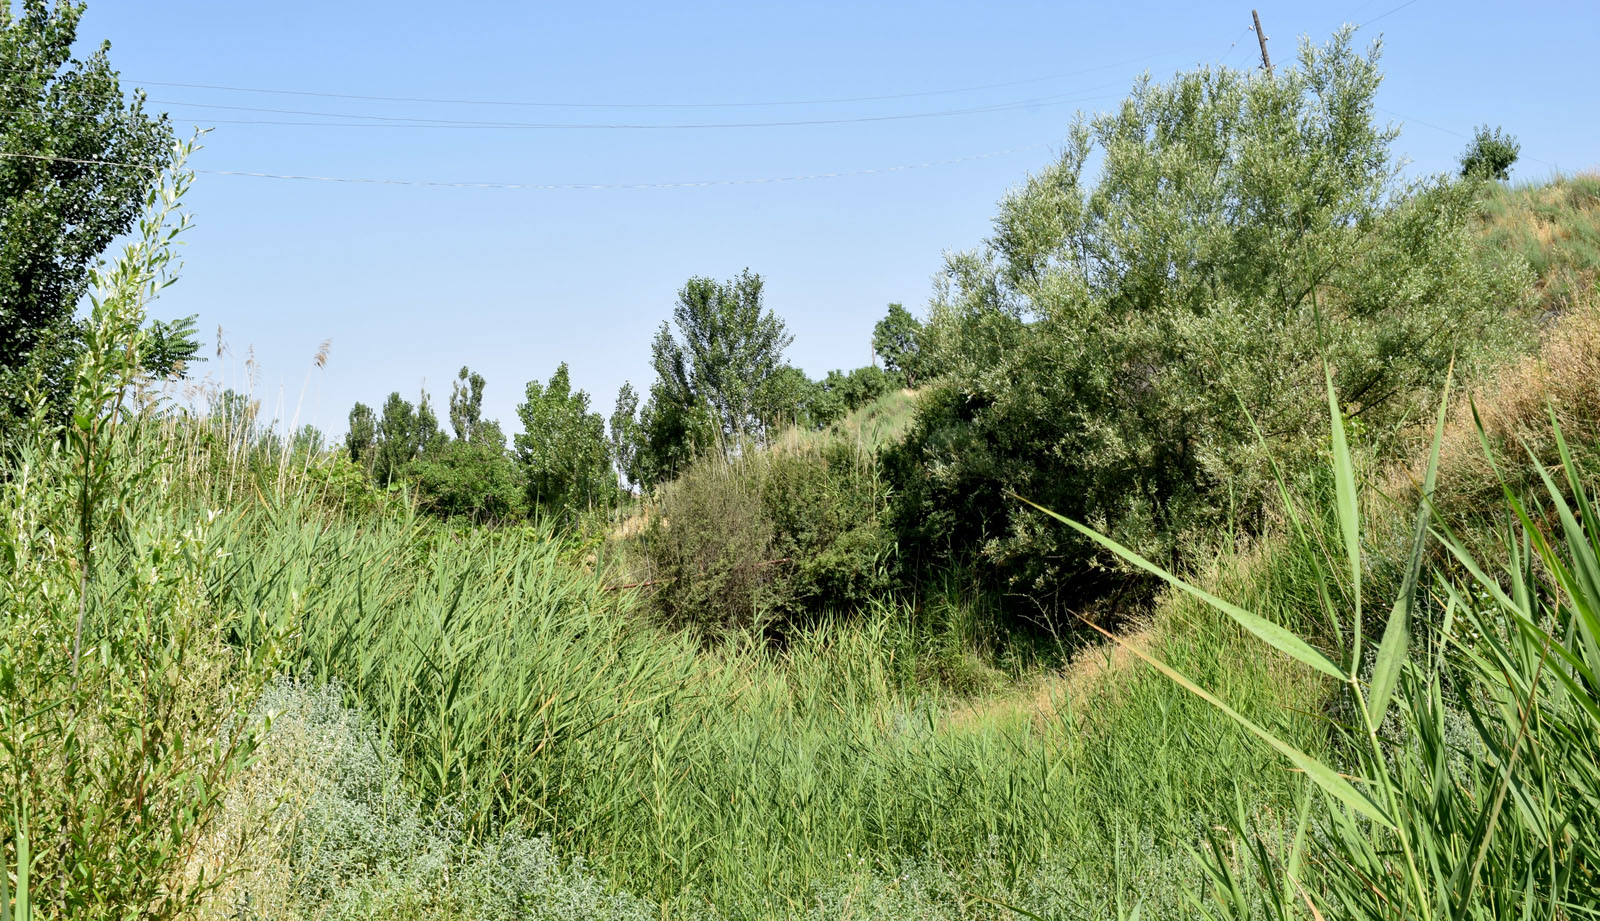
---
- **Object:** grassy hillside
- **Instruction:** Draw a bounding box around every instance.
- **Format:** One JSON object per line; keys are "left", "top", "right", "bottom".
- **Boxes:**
{"left": 5, "top": 107, "right": 1599, "bottom": 920}
{"left": 1477, "top": 171, "right": 1600, "bottom": 312}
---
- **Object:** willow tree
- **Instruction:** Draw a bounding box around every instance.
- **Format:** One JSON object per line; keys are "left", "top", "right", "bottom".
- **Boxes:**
{"left": 891, "top": 30, "right": 1533, "bottom": 606}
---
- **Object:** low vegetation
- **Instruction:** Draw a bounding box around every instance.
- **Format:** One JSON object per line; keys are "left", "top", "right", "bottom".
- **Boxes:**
{"left": 3, "top": 6, "right": 1599, "bottom": 919}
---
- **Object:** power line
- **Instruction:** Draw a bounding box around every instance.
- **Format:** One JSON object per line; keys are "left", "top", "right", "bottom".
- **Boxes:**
{"left": 1355, "top": 0, "right": 1422, "bottom": 30}
{"left": 0, "top": 48, "right": 1196, "bottom": 111}
{"left": 1349, "top": 3, "right": 1559, "bottom": 170}
{"left": 19, "top": 20, "right": 1533, "bottom": 194}
{"left": 1215, "top": 26, "right": 1255, "bottom": 67}
{"left": 139, "top": 85, "right": 1122, "bottom": 130}
{"left": 1374, "top": 105, "right": 1560, "bottom": 169}
{"left": 0, "top": 63, "right": 1124, "bottom": 130}
{"left": 0, "top": 144, "right": 1050, "bottom": 190}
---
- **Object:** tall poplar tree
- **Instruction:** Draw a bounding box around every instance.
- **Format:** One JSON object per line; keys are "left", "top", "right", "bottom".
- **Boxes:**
{"left": 1, "top": 1, "right": 176, "bottom": 429}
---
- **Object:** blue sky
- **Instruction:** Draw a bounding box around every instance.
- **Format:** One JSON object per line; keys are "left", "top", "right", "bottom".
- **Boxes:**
{"left": 74, "top": 0, "right": 1598, "bottom": 439}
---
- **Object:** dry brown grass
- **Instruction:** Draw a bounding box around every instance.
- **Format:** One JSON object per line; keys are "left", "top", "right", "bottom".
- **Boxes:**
{"left": 1384, "top": 287, "right": 1600, "bottom": 527}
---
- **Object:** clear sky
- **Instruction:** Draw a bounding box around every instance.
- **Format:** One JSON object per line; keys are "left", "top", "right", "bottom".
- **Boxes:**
{"left": 72, "top": 0, "right": 1599, "bottom": 439}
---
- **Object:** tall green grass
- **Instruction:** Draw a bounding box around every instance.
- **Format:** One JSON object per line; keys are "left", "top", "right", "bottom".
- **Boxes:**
{"left": 1047, "top": 373, "right": 1600, "bottom": 918}
{"left": 94, "top": 402, "right": 1326, "bottom": 918}
{"left": 1, "top": 141, "right": 285, "bottom": 919}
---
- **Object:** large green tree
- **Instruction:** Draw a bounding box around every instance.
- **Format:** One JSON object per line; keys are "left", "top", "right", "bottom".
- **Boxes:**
{"left": 515, "top": 363, "right": 613, "bottom": 519}
{"left": 367, "top": 390, "right": 443, "bottom": 486}
{"left": 448, "top": 366, "right": 484, "bottom": 440}
{"left": 609, "top": 382, "right": 642, "bottom": 490}
{"left": 871, "top": 303, "right": 929, "bottom": 386}
{"left": 649, "top": 270, "right": 794, "bottom": 449}
{"left": 346, "top": 402, "right": 377, "bottom": 468}
{"left": 1, "top": 0, "right": 175, "bottom": 428}
{"left": 890, "top": 31, "right": 1531, "bottom": 607}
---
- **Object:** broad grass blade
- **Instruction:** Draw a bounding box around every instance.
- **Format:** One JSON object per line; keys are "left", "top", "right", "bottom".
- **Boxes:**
{"left": 1369, "top": 368, "right": 1452, "bottom": 725}
{"left": 1072, "top": 615, "right": 1393, "bottom": 829}
{"left": 1324, "top": 366, "right": 1364, "bottom": 664}
{"left": 1017, "top": 496, "right": 1346, "bottom": 680}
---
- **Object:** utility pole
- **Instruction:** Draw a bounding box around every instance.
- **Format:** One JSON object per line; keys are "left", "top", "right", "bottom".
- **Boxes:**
{"left": 1252, "top": 10, "right": 1273, "bottom": 75}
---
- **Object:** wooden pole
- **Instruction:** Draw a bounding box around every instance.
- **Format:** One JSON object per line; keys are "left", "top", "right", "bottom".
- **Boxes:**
{"left": 1252, "top": 10, "right": 1273, "bottom": 75}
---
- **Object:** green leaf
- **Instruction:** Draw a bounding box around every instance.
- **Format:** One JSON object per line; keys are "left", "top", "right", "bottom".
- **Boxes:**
{"left": 1325, "top": 366, "right": 1364, "bottom": 665}
{"left": 1017, "top": 495, "right": 1346, "bottom": 680}
{"left": 1369, "top": 367, "right": 1452, "bottom": 725}
{"left": 1073, "top": 615, "right": 1393, "bottom": 829}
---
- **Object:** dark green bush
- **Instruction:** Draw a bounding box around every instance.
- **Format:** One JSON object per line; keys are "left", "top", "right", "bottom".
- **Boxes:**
{"left": 1459, "top": 124, "right": 1520, "bottom": 181}
{"left": 807, "top": 365, "right": 903, "bottom": 428}
{"left": 408, "top": 438, "right": 527, "bottom": 524}
{"left": 760, "top": 440, "right": 895, "bottom": 615}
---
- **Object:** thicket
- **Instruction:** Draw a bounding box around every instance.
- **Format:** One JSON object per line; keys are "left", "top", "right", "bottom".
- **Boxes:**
{"left": 643, "top": 432, "right": 896, "bottom": 638}
{"left": 886, "top": 32, "right": 1532, "bottom": 615}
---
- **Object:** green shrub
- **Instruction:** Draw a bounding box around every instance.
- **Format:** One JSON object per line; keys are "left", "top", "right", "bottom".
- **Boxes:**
{"left": 1, "top": 142, "right": 281, "bottom": 919}
{"left": 1458, "top": 124, "right": 1521, "bottom": 181}
{"left": 408, "top": 437, "right": 526, "bottom": 524}
{"left": 643, "top": 435, "right": 895, "bottom": 638}
{"left": 761, "top": 440, "right": 896, "bottom": 616}
{"left": 645, "top": 457, "right": 784, "bottom": 636}
{"left": 802, "top": 365, "right": 903, "bottom": 429}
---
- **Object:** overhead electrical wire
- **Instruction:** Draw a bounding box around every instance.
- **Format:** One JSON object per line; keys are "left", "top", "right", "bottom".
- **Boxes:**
{"left": 0, "top": 144, "right": 1050, "bottom": 189}
{"left": 3, "top": 67, "right": 1127, "bottom": 130}
{"left": 136, "top": 85, "right": 1124, "bottom": 130}
{"left": 0, "top": 47, "right": 1195, "bottom": 111}
{"left": 7, "top": 8, "right": 1530, "bottom": 192}
{"left": 1355, "top": 0, "right": 1422, "bottom": 30}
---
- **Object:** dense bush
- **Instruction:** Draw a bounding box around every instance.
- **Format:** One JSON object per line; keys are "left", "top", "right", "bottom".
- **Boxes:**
{"left": 887, "top": 31, "right": 1532, "bottom": 612}
{"left": 760, "top": 439, "right": 896, "bottom": 615}
{"left": 408, "top": 437, "right": 527, "bottom": 523}
{"left": 645, "top": 458, "right": 782, "bottom": 635}
{"left": 643, "top": 436, "right": 895, "bottom": 637}
{"left": 807, "top": 364, "right": 902, "bottom": 428}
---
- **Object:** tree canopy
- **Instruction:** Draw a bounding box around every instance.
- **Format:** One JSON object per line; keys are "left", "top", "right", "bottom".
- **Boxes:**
{"left": 0, "top": 0, "right": 175, "bottom": 428}
{"left": 515, "top": 363, "right": 613, "bottom": 520}
{"left": 650, "top": 270, "right": 794, "bottom": 446}
{"left": 890, "top": 30, "right": 1531, "bottom": 605}
{"left": 872, "top": 303, "right": 929, "bottom": 386}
